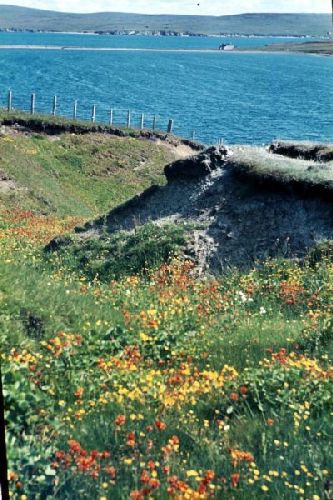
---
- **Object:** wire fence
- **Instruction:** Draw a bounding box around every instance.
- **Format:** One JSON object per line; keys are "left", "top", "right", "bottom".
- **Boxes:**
{"left": 1, "top": 89, "right": 177, "bottom": 135}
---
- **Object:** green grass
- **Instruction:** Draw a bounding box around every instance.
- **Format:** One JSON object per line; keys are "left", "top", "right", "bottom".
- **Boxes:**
{"left": 229, "top": 146, "right": 333, "bottom": 195}
{"left": 0, "top": 127, "right": 179, "bottom": 216}
{"left": 50, "top": 222, "right": 192, "bottom": 280}
{"left": 249, "top": 40, "right": 333, "bottom": 55}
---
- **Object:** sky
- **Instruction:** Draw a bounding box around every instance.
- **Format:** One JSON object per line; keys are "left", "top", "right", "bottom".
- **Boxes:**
{"left": 0, "top": 0, "right": 331, "bottom": 15}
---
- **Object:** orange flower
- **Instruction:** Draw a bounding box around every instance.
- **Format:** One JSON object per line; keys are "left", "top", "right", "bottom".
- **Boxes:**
{"left": 147, "top": 460, "right": 156, "bottom": 470}
{"left": 205, "top": 470, "right": 215, "bottom": 482}
{"left": 240, "top": 385, "right": 248, "bottom": 396}
{"left": 148, "top": 478, "right": 160, "bottom": 489}
{"left": 267, "top": 418, "right": 274, "bottom": 427}
{"left": 163, "top": 465, "right": 170, "bottom": 475}
{"left": 8, "top": 471, "right": 18, "bottom": 481}
{"left": 68, "top": 439, "right": 81, "bottom": 454}
{"left": 115, "top": 414, "right": 126, "bottom": 427}
{"left": 231, "top": 473, "right": 240, "bottom": 488}
{"left": 155, "top": 420, "right": 167, "bottom": 431}
{"left": 230, "top": 392, "right": 239, "bottom": 401}
{"left": 140, "top": 470, "right": 150, "bottom": 483}
{"left": 130, "top": 490, "right": 144, "bottom": 500}
{"left": 74, "top": 387, "right": 84, "bottom": 399}
{"left": 105, "top": 466, "right": 116, "bottom": 479}
{"left": 229, "top": 448, "right": 255, "bottom": 467}
{"left": 126, "top": 432, "right": 136, "bottom": 447}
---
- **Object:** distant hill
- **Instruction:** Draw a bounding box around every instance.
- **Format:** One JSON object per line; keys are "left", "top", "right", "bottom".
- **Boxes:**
{"left": 0, "top": 6, "right": 331, "bottom": 36}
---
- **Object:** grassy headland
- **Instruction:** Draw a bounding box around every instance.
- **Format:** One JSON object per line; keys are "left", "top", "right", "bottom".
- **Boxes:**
{"left": 0, "top": 112, "right": 198, "bottom": 216}
{"left": 0, "top": 6, "right": 331, "bottom": 36}
{"left": 1, "top": 118, "right": 333, "bottom": 498}
{"left": 245, "top": 40, "right": 333, "bottom": 55}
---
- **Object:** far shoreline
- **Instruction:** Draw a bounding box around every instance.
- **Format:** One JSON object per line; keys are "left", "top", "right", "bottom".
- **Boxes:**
{"left": 0, "top": 44, "right": 330, "bottom": 57}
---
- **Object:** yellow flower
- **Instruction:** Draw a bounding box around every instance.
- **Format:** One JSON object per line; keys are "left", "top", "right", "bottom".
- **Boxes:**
{"left": 139, "top": 332, "right": 153, "bottom": 342}
{"left": 261, "top": 485, "right": 269, "bottom": 492}
{"left": 186, "top": 470, "right": 199, "bottom": 477}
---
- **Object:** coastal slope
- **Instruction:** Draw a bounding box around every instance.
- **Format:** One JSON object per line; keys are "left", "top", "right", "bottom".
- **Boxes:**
{"left": 0, "top": 7, "right": 331, "bottom": 36}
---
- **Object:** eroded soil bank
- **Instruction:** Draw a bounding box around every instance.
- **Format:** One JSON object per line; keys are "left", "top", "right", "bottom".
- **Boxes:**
{"left": 56, "top": 143, "right": 333, "bottom": 273}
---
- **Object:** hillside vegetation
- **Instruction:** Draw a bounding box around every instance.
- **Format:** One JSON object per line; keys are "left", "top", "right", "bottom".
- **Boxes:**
{"left": 0, "top": 6, "right": 331, "bottom": 36}
{"left": 1, "top": 118, "right": 333, "bottom": 499}
{"left": 0, "top": 117, "right": 191, "bottom": 216}
{"left": 249, "top": 40, "right": 333, "bottom": 55}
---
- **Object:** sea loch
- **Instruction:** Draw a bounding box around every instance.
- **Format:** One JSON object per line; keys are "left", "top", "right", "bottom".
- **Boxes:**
{"left": 0, "top": 32, "right": 332, "bottom": 144}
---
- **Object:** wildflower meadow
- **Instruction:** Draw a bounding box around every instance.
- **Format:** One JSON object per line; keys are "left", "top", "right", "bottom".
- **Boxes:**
{"left": 1, "top": 209, "right": 332, "bottom": 499}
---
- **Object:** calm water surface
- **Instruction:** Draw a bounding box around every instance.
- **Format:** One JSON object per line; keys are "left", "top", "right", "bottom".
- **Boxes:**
{"left": 0, "top": 33, "right": 332, "bottom": 144}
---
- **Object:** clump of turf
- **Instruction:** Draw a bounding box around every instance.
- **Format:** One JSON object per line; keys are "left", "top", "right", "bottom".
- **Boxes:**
{"left": 52, "top": 222, "right": 191, "bottom": 280}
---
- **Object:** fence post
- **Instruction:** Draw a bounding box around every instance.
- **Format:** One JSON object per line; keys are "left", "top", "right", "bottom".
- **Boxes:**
{"left": 7, "top": 90, "right": 12, "bottom": 112}
{"left": 167, "top": 119, "right": 174, "bottom": 134}
{"left": 0, "top": 363, "right": 9, "bottom": 500}
{"left": 109, "top": 108, "right": 113, "bottom": 126}
{"left": 91, "top": 105, "right": 96, "bottom": 123}
{"left": 140, "top": 113, "right": 144, "bottom": 130}
{"left": 127, "top": 110, "right": 131, "bottom": 128}
{"left": 73, "top": 100, "right": 78, "bottom": 120}
{"left": 30, "top": 93, "right": 36, "bottom": 115}
{"left": 152, "top": 115, "right": 156, "bottom": 131}
{"left": 52, "top": 95, "right": 57, "bottom": 116}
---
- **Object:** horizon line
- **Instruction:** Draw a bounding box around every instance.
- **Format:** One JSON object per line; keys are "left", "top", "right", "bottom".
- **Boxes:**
{"left": 0, "top": 5, "right": 331, "bottom": 17}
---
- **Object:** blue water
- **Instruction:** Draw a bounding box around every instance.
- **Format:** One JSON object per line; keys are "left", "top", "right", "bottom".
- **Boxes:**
{"left": 0, "top": 32, "right": 321, "bottom": 49}
{"left": 0, "top": 33, "right": 332, "bottom": 144}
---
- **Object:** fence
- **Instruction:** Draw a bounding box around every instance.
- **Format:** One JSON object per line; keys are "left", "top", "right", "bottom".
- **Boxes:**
{"left": 2, "top": 89, "right": 176, "bottom": 135}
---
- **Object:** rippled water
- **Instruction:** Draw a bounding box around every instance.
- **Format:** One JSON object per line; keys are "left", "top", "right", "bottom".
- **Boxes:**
{"left": 0, "top": 33, "right": 332, "bottom": 144}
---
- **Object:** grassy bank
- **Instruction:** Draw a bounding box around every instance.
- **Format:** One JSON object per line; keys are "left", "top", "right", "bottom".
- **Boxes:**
{"left": 0, "top": 122, "right": 186, "bottom": 216}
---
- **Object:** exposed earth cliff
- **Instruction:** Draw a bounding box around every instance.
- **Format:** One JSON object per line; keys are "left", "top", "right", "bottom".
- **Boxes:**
{"left": 50, "top": 141, "right": 333, "bottom": 274}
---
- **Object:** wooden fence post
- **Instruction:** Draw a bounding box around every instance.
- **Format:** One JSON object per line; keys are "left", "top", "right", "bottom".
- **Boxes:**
{"left": 127, "top": 110, "right": 131, "bottom": 128}
{"left": 140, "top": 113, "right": 144, "bottom": 130}
{"left": 30, "top": 93, "right": 35, "bottom": 115}
{"left": 73, "top": 100, "right": 78, "bottom": 120}
{"left": 152, "top": 115, "right": 156, "bottom": 131}
{"left": 7, "top": 90, "right": 12, "bottom": 112}
{"left": 91, "top": 105, "right": 96, "bottom": 123}
{"left": 52, "top": 96, "right": 57, "bottom": 116}
{"left": 167, "top": 119, "right": 174, "bottom": 134}
{"left": 0, "top": 363, "right": 9, "bottom": 500}
{"left": 109, "top": 108, "right": 113, "bottom": 126}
